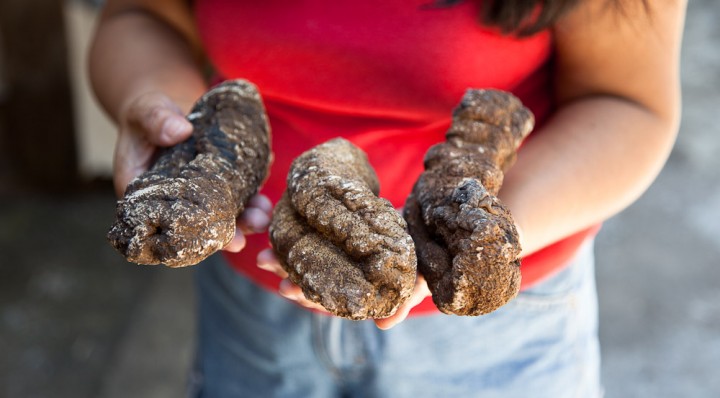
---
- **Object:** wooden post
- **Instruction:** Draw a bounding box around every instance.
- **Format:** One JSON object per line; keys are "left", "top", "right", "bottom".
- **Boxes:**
{"left": 0, "top": 0, "right": 78, "bottom": 191}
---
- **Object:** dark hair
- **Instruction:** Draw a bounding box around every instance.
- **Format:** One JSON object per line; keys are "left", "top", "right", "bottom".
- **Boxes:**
{"left": 430, "top": 0, "right": 582, "bottom": 36}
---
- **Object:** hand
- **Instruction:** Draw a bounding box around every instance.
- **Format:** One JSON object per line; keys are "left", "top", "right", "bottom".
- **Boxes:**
{"left": 113, "top": 91, "right": 193, "bottom": 196}
{"left": 256, "top": 248, "right": 431, "bottom": 328}
{"left": 114, "top": 90, "right": 272, "bottom": 253}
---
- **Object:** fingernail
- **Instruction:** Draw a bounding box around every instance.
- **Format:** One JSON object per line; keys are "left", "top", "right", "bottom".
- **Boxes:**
{"left": 279, "top": 289, "right": 297, "bottom": 300}
{"left": 249, "top": 195, "right": 273, "bottom": 213}
{"left": 257, "top": 248, "right": 275, "bottom": 263}
{"left": 376, "top": 319, "right": 395, "bottom": 330}
{"left": 279, "top": 280, "right": 299, "bottom": 299}
{"left": 163, "top": 116, "right": 191, "bottom": 141}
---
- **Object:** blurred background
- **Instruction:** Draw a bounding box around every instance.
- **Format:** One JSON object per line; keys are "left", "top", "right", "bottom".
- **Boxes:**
{"left": 0, "top": 0, "right": 718, "bottom": 397}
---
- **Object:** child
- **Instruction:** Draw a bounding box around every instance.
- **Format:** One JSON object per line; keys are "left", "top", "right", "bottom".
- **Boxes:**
{"left": 90, "top": 0, "right": 686, "bottom": 396}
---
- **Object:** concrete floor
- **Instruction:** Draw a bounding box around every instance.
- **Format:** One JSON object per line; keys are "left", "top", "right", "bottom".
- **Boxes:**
{"left": 1, "top": 0, "right": 720, "bottom": 397}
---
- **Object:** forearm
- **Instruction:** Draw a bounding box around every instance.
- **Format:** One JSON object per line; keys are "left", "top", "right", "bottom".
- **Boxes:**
{"left": 499, "top": 95, "right": 680, "bottom": 256}
{"left": 89, "top": 9, "right": 206, "bottom": 120}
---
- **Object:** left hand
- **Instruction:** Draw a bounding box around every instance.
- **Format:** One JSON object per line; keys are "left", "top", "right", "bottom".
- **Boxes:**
{"left": 256, "top": 248, "right": 431, "bottom": 329}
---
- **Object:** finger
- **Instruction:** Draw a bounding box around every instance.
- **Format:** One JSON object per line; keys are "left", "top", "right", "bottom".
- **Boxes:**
{"left": 415, "top": 274, "right": 431, "bottom": 297}
{"left": 279, "top": 280, "right": 329, "bottom": 312}
{"left": 126, "top": 93, "right": 193, "bottom": 146}
{"left": 514, "top": 222, "right": 527, "bottom": 257}
{"left": 156, "top": 113, "right": 193, "bottom": 146}
{"left": 278, "top": 279, "right": 304, "bottom": 300}
{"left": 375, "top": 295, "right": 419, "bottom": 330}
{"left": 112, "top": 129, "right": 156, "bottom": 196}
{"left": 237, "top": 207, "right": 271, "bottom": 234}
{"left": 375, "top": 308, "right": 408, "bottom": 330}
{"left": 223, "top": 229, "right": 246, "bottom": 252}
{"left": 375, "top": 275, "right": 430, "bottom": 330}
{"left": 257, "top": 248, "right": 288, "bottom": 278}
{"left": 295, "top": 297, "right": 329, "bottom": 312}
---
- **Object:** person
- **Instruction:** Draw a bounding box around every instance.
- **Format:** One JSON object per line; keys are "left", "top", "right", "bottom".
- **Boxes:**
{"left": 89, "top": 0, "right": 686, "bottom": 396}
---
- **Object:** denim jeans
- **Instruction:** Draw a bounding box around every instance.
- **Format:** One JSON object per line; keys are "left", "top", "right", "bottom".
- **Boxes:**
{"left": 189, "top": 241, "right": 601, "bottom": 398}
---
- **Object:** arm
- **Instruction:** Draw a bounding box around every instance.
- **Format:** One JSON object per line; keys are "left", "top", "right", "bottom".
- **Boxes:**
{"left": 257, "top": 0, "right": 688, "bottom": 327}
{"left": 499, "top": 0, "right": 687, "bottom": 256}
{"left": 89, "top": 0, "right": 270, "bottom": 249}
{"left": 89, "top": 0, "right": 206, "bottom": 195}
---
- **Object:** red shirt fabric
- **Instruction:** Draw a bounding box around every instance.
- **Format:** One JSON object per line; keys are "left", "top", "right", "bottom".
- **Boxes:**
{"left": 194, "top": 0, "right": 600, "bottom": 315}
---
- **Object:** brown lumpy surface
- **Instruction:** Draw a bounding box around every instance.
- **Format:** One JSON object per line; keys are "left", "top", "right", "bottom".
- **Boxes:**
{"left": 270, "top": 138, "right": 416, "bottom": 320}
{"left": 404, "top": 89, "right": 534, "bottom": 316}
{"left": 107, "top": 80, "right": 272, "bottom": 267}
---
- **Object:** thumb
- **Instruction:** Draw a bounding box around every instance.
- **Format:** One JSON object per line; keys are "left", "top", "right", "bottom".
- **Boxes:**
{"left": 125, "top": 92, "right": 194, "bottom": 147}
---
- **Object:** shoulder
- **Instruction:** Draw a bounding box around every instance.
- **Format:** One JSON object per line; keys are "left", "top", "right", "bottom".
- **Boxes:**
{"left": 552, "top": 0, "right": 688, "bottom": 116}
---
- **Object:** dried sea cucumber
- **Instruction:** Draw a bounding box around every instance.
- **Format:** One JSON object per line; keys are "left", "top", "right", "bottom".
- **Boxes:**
{"left": 108, "top": 80, "right": 272, "bottom": 267}
{"left": 404, "top": 89, "right": 534, "bottom": 316}
{"left": 269, "top": 138, "right": 417, "bottom": 320}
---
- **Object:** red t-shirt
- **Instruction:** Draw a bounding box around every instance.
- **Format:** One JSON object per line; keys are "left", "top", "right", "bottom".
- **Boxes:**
{"left": 194, "top": 0, "right": 599, "bottom": 314}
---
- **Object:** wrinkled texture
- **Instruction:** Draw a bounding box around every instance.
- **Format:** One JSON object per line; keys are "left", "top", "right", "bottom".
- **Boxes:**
{"left": 270, "top": 138, "right": 416, "bottom": 320}
{"left": 108, "top": 80, "right": 272, "bottom": 267}
{"left": 404, "top": 89, "right": 534, "bottom": 315}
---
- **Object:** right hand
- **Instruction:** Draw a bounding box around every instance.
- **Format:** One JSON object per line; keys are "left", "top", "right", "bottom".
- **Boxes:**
{"left": 113, "top": 91, "right": 194, "bottom": 196}
{"left": 113, "top": 90, "right": 273, "bottom": 253}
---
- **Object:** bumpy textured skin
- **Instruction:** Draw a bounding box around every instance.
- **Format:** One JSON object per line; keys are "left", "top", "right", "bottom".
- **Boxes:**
{"left": 108, "top": 80, "right": 272, "bottom": 267}
{"left": 270, "top": 138, "right": 417, "bottom": 320}
{"left": 404, "top": 89, "right": 534, "bottom": 316}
